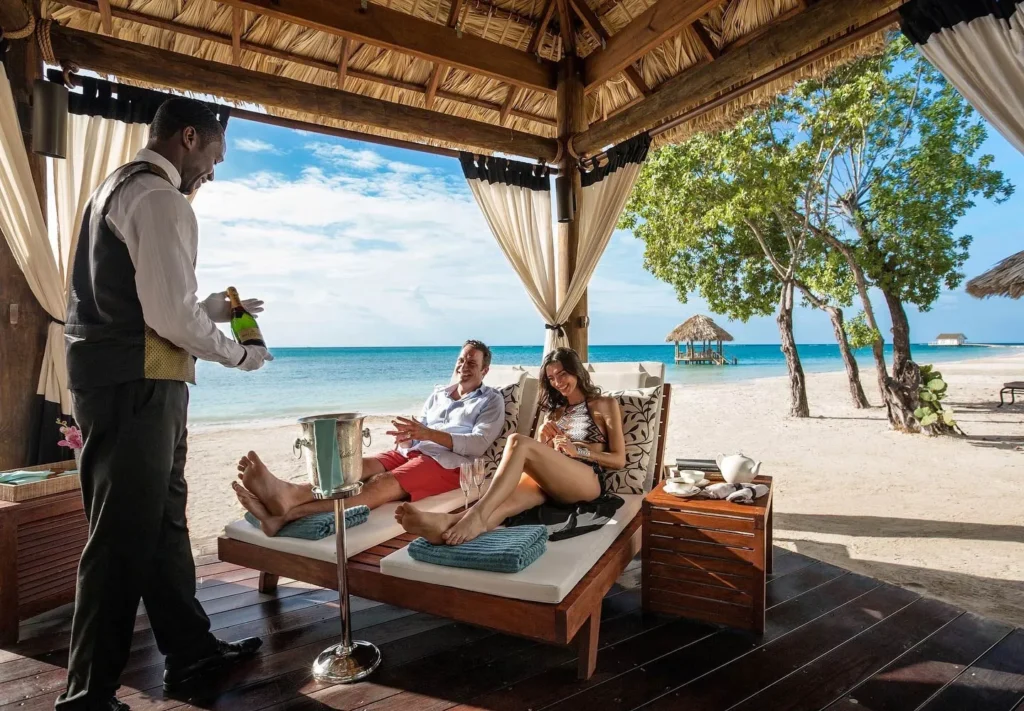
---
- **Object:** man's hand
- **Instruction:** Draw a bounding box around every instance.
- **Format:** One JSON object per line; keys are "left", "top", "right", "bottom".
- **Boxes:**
{"left": 387, "top": 416, "right": 432, "bottom": 446}
{"left": 539, "top": 420, "right": 564, "bottom": 444}
{"left": 236, "top": 345, "right": 273, "bottom": 372}
{"left": 202, "top": 291, "right": 265, "bottom": 323}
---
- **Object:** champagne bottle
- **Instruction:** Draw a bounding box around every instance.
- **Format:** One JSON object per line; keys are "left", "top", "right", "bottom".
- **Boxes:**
{"left": 226, "top": 286, "right": 266, "bottom": 347}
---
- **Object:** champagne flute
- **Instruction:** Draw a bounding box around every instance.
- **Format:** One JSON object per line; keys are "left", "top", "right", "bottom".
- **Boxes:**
{"left": 472, "top": 458, "right": 486, "bottom": 499}
{"left": 459, "top": 462, "right": 473, "bottom": 513}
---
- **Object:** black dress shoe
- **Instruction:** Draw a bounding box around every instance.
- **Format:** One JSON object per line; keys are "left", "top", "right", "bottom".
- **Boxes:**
{"left": 163, "top": 637, "right": 263, "bottom": 689}
{"left": 91, "top": 699, "right": 131, "bottom": 711}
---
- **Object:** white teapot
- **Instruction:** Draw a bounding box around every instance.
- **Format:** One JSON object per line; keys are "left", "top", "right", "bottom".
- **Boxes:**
{"left": 715, "top": 453, "right": 761, "bottom": 485}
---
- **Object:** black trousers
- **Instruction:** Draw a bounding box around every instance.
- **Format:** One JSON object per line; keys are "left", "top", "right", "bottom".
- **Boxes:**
{"left": 56, "top": 380, "right": 216, "bottom": 710}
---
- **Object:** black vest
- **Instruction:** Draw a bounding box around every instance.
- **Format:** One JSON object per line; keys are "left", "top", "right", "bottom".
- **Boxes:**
{"left": 65, "top": 162, "right": 196, "bottom": 388}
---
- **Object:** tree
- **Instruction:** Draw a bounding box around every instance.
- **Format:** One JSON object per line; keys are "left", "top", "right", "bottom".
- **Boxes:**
{"left": 621, "top": 106, "right": 865, "bottom": 416}
{"left": 796, "top": 35, "right": 1014, "bottom": 432}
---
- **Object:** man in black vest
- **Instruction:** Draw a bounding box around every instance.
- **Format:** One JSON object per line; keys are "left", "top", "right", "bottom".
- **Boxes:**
{"left": 58, "top": 98, "right": 273, "bottom": 711}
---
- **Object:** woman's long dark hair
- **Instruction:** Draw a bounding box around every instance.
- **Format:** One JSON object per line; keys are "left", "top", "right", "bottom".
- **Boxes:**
{"left": 539, "top": 347, "right": 602, "bottom": 411}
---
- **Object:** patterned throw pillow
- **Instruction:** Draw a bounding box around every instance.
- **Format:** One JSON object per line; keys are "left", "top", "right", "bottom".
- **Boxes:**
{"left": 600, "top": 385, "right": 663, "bottom": 495}
{"left": 479, "top": 379, "right": 525, "bottom": 477}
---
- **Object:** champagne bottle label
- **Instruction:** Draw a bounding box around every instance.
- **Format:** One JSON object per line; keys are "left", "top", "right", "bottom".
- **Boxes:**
{"left": 226, "top": 286, "right": 267, "bottom": 347}
{"left": 236, "top": 326, "right": 262, "bottom": 344}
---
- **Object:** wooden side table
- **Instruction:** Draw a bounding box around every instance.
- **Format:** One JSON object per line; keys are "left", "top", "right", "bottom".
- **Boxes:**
{"left": 642, "top": 473, "right": 773, "bottom": 633}
{"left": 0, "top": 491, "right": 88, "bottom": 644}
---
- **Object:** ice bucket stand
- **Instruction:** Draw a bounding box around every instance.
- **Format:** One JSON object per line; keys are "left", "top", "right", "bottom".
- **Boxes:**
{"left": 295, "top": 413, "right": 381, "bottom": 683}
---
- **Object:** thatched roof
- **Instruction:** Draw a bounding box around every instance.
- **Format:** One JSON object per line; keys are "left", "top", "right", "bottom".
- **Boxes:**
{"left": 666, "top": 315, "right": 734, "bottom": 343}
{"left": 966, "top": 250, "right": 1024, "bottom": 300}
{"left": 35, "top": 0, "right": 898, "bottom": 158}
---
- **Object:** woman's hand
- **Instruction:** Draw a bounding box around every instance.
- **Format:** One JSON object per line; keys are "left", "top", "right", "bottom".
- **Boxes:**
{"left": 539, "top": 420, "right": 563, "bottom": 444}
{"left": 552, "top": 435, "right": 581, "bottom": 459}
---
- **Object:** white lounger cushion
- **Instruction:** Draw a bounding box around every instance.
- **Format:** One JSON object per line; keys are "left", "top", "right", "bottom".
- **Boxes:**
{"left": 222, "top": 487, "right": 475, "bottom": 561}
{"left": 379, "top": 494, "right": 643, "bottom": 604}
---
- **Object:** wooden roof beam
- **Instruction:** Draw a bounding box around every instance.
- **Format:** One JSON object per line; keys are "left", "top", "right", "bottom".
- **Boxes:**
{"left": 214, "top": 0, "right": 557, "bottom": 94}
{"left": 53, "top": 0, "right": 557, "bottom": 128}
{"left": 568, "top": 0, "right": 608, "bottom": 47}
{"left": 231, "top": 7, "right": 242, "bottom": 64}
{"left": 97, "top": 0, "right": 112, "bottom": 33}
{"left": 622, "top": 65, "right": 650, "bottom": 95}
{"left": 48, "top": 25, "right": 560, "bottom": 161}
{"left": 529, "top": 0, "right": 557, "bottom": 55}
{"left": 554, "top": 0, "right": 575, "bottom": 56}
{"left": 499, "top": 86, "right": 519, "bottom": 126}
{"left": 336, "top": 37, "right": 351, "bottom": 89}
{"left": 690, "top": 20, "right": 718, "bottom": 61}
{"left": 424, "top": 63, "right": 445, "bottom": 110}
{"left": 583, "top": 0, "right": 722, "bottom": 91}
{"left": 573, "top": 0, "right": 899, "bottom": 155}
{"left": 447, "top": 0, "right": 465, "bottom": 28}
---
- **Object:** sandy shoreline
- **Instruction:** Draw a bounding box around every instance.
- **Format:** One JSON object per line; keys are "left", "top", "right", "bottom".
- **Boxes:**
{"left": 184, "top": 350, "right": 1024, "bottom": 627}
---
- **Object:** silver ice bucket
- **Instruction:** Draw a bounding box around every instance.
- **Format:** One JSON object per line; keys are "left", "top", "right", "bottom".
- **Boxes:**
{"left": 293, "top": 413, "right": 371, "bottom": 500}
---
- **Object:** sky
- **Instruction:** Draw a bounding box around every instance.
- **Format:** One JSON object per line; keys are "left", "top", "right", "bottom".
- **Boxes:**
{"left": 189, "top": 115, "right": 1024, "bottom": 348}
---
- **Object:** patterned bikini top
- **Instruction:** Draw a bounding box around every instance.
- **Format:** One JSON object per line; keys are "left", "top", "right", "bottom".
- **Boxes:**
{"left": 555, "top": 400, "right": 607, "bottom": 445}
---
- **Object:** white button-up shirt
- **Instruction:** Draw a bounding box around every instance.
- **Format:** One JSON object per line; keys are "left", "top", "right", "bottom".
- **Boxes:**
{"left": 403, "top": 383, "right": 505, "bottom": 470}
{"left": 104, "top": 148, "right": 245, "bottom": 367}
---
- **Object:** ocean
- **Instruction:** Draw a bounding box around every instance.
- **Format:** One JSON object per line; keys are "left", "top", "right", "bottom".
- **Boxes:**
{"left": 189, "top": 343, "right": 1021, "bottom": 427}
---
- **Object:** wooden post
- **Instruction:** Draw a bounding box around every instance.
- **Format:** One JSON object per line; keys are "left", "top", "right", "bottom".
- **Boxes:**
{"left": 556, "top": 53, "right": 588, "bottom": 360}
{"left": 0, "top": 22, "right": 50, "bottom": 470}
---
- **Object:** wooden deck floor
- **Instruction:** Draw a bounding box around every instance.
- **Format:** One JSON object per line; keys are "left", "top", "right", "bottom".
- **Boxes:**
{"left": 2, "top": 548, "right": 1023, "bottom": 711}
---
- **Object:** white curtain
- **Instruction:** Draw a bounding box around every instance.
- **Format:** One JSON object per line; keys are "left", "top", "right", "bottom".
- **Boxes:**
{"left": 460, "top": 155, "right": 565, "bottom": 352}
{"left": 52, "top": 113, "right": 150, "bottom": 288}
{"left": 902, "top": 1, "right": 1024, "bottom": 154}
{"left": 0, "top": 65, "right": 69, "bottom": 421}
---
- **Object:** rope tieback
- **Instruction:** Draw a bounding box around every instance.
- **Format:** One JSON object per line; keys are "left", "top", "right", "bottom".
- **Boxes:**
{"left": 37, "top": 18, "right": 56, "bottom": 66}
{"left": 545, "top": 323, "right": 566, "bottom": 338}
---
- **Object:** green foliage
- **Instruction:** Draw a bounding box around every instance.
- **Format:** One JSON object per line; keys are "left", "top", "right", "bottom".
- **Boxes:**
{"left": 844, "top": 312, "right": 881, "bottom": 350}
{"left": 914, "top": 364, "right": 955, "bottom": 428}
{"left": 795, "top": 34, "right": 1014, "bottom": 309}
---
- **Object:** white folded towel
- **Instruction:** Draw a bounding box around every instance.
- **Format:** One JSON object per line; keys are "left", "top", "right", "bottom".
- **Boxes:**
{"left": 702, "top": 482, "right": 769, "bottom": 504}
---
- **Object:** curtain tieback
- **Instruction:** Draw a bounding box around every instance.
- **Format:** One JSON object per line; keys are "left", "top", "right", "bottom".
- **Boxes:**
{"left": 51, "top": 317, "right": 66, "bottom": 326}
{"left": 545, "top": 323, "right": 566, "bottom": 337}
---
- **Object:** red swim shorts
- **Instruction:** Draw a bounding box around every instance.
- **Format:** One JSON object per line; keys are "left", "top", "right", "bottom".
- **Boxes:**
{"left": 373, "top": 449, "right": 461, "bottom": 502}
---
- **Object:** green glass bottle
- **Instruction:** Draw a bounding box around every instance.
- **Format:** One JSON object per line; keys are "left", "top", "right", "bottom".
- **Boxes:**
{"left": 226, "top": 286, "right": 266, "bottom": 347}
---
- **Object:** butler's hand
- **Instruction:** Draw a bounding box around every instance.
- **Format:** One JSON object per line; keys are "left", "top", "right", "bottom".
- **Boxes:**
{"left": 201, "top": 291, "right": 265, "bottom": 323}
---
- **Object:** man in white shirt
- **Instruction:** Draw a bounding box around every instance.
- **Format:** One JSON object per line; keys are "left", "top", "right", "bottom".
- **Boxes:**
{"left": 58, "top": 99, "right": 272, "bottom": 711}
{"left": 232, "top": 340, "right": 505, "bottom": 536}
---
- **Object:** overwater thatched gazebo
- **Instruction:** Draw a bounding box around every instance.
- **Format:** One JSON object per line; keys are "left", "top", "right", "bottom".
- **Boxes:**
{"left": 666, "top": 314, "right": 734, "bottom": 365}
{"left": 966, "top": 250, "right": 1024, "bottom": 300}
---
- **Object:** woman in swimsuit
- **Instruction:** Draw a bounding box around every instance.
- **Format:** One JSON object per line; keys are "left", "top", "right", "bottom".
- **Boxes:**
{"left": 396, "top": 347, "right": 626, "bottom": 545}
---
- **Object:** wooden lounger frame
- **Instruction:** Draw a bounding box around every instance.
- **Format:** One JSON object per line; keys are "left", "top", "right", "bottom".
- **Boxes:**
{"left": 217, "top": 384, "right": 671, "bottom": 680}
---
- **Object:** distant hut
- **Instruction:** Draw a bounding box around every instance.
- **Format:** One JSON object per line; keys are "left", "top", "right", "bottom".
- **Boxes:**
{"left": 932, "top": 333, "right": 967, "bottom": 346}
{"left": 966, "top": 250, "right": 1024, "bottom": 300}
{"left": 666, "top": 315, "right": 735, "bottom": 365}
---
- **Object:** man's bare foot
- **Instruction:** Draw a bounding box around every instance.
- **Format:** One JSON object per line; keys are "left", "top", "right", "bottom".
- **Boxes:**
{"left": 443, "top": 508, "right": 488, "bottom": 546}
{"left": 237, "top": 451, "right": 310, "bottom": 517}
{"left": 233, "top": 481, "right": 286, "bottom": 537}
{"left": 394, "top": 502, "right": 409, "bottom": 525}
{"left": 399, "top": 505, "right": 459, "bottom": 546}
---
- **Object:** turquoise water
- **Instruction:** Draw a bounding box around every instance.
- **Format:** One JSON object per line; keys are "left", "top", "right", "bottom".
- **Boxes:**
{"left": 189, "top": 343, "right": 1021, "bottom": 426}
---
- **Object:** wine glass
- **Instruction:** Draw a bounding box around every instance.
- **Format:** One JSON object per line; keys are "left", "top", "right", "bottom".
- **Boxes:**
{"left": 472, "top": 458, "right": 486, "bottom": 499}
{"left": 459, "top": 462, "right": 473, "bottom": 513}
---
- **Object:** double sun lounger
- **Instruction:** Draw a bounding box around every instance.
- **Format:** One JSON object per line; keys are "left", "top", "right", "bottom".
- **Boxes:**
{"left": 217, "top": 362, "right": 671, "bottom": 679}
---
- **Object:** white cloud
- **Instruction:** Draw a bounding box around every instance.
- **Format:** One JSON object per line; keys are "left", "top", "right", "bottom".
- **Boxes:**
{"left": 306, "top": 142, "right": 430, "bottom": 175}
{"left": 233, "top": 138, "right": 280, "bottom": 153}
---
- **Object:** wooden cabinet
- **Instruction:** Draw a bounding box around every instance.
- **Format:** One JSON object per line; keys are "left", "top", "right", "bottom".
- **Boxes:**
{"left": 0, "top": 491, "right": 87, "bottom": 644}
{"left": 642, "top": 474, "right": 773, "bottom": 633}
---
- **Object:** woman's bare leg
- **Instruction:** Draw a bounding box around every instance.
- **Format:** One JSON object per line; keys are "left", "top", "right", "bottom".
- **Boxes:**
{"left": 398, "top": 475, "right": 546, "bottom": 545}
{"left": 444, "top": 434, "right": 599, "bottom": 545}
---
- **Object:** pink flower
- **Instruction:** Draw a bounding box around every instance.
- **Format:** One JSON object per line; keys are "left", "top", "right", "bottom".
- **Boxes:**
{"left": 58, "top": 425, "right": 84, "bottom": 450}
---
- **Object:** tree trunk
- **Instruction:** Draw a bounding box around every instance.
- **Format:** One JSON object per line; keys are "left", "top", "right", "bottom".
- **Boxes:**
{"left": 825, "top": 306, "right": 869, "bottom": 408}
{"left": 777, "top": 281, "right": 809, "bottom": 418}
{"left": 879, "top": 288, "right": 958, "bottom": 436}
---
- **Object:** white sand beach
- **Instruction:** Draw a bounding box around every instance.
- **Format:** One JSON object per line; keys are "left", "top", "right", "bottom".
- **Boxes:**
{"left": 184, "top": 351, "right": 1024, "bottom": 627}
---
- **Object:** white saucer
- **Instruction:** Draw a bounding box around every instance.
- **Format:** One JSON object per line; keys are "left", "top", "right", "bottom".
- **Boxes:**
{"left": 664, "top": 482, "right": 702, "bottom": 497}
{"left": 666, "top": 476, "right": 710, "bottom": 488}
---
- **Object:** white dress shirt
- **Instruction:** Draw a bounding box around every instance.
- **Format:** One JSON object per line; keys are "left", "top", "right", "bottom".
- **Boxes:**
{"left": 103, "top": 148, "right": 245, "bottom": 367}
{"left": 401, "top": 384, "right": 505, "bottom": 470}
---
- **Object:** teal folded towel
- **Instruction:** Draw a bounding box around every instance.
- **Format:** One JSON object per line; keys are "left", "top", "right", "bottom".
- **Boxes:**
{"left": 0, "top": 470, "right": 53, "bottom": 485}
{"left": 408, "top": 525, "right": 548, "bottom": 574}
{"left": 244, "top": 505, "right": 369, "bottom": 539}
